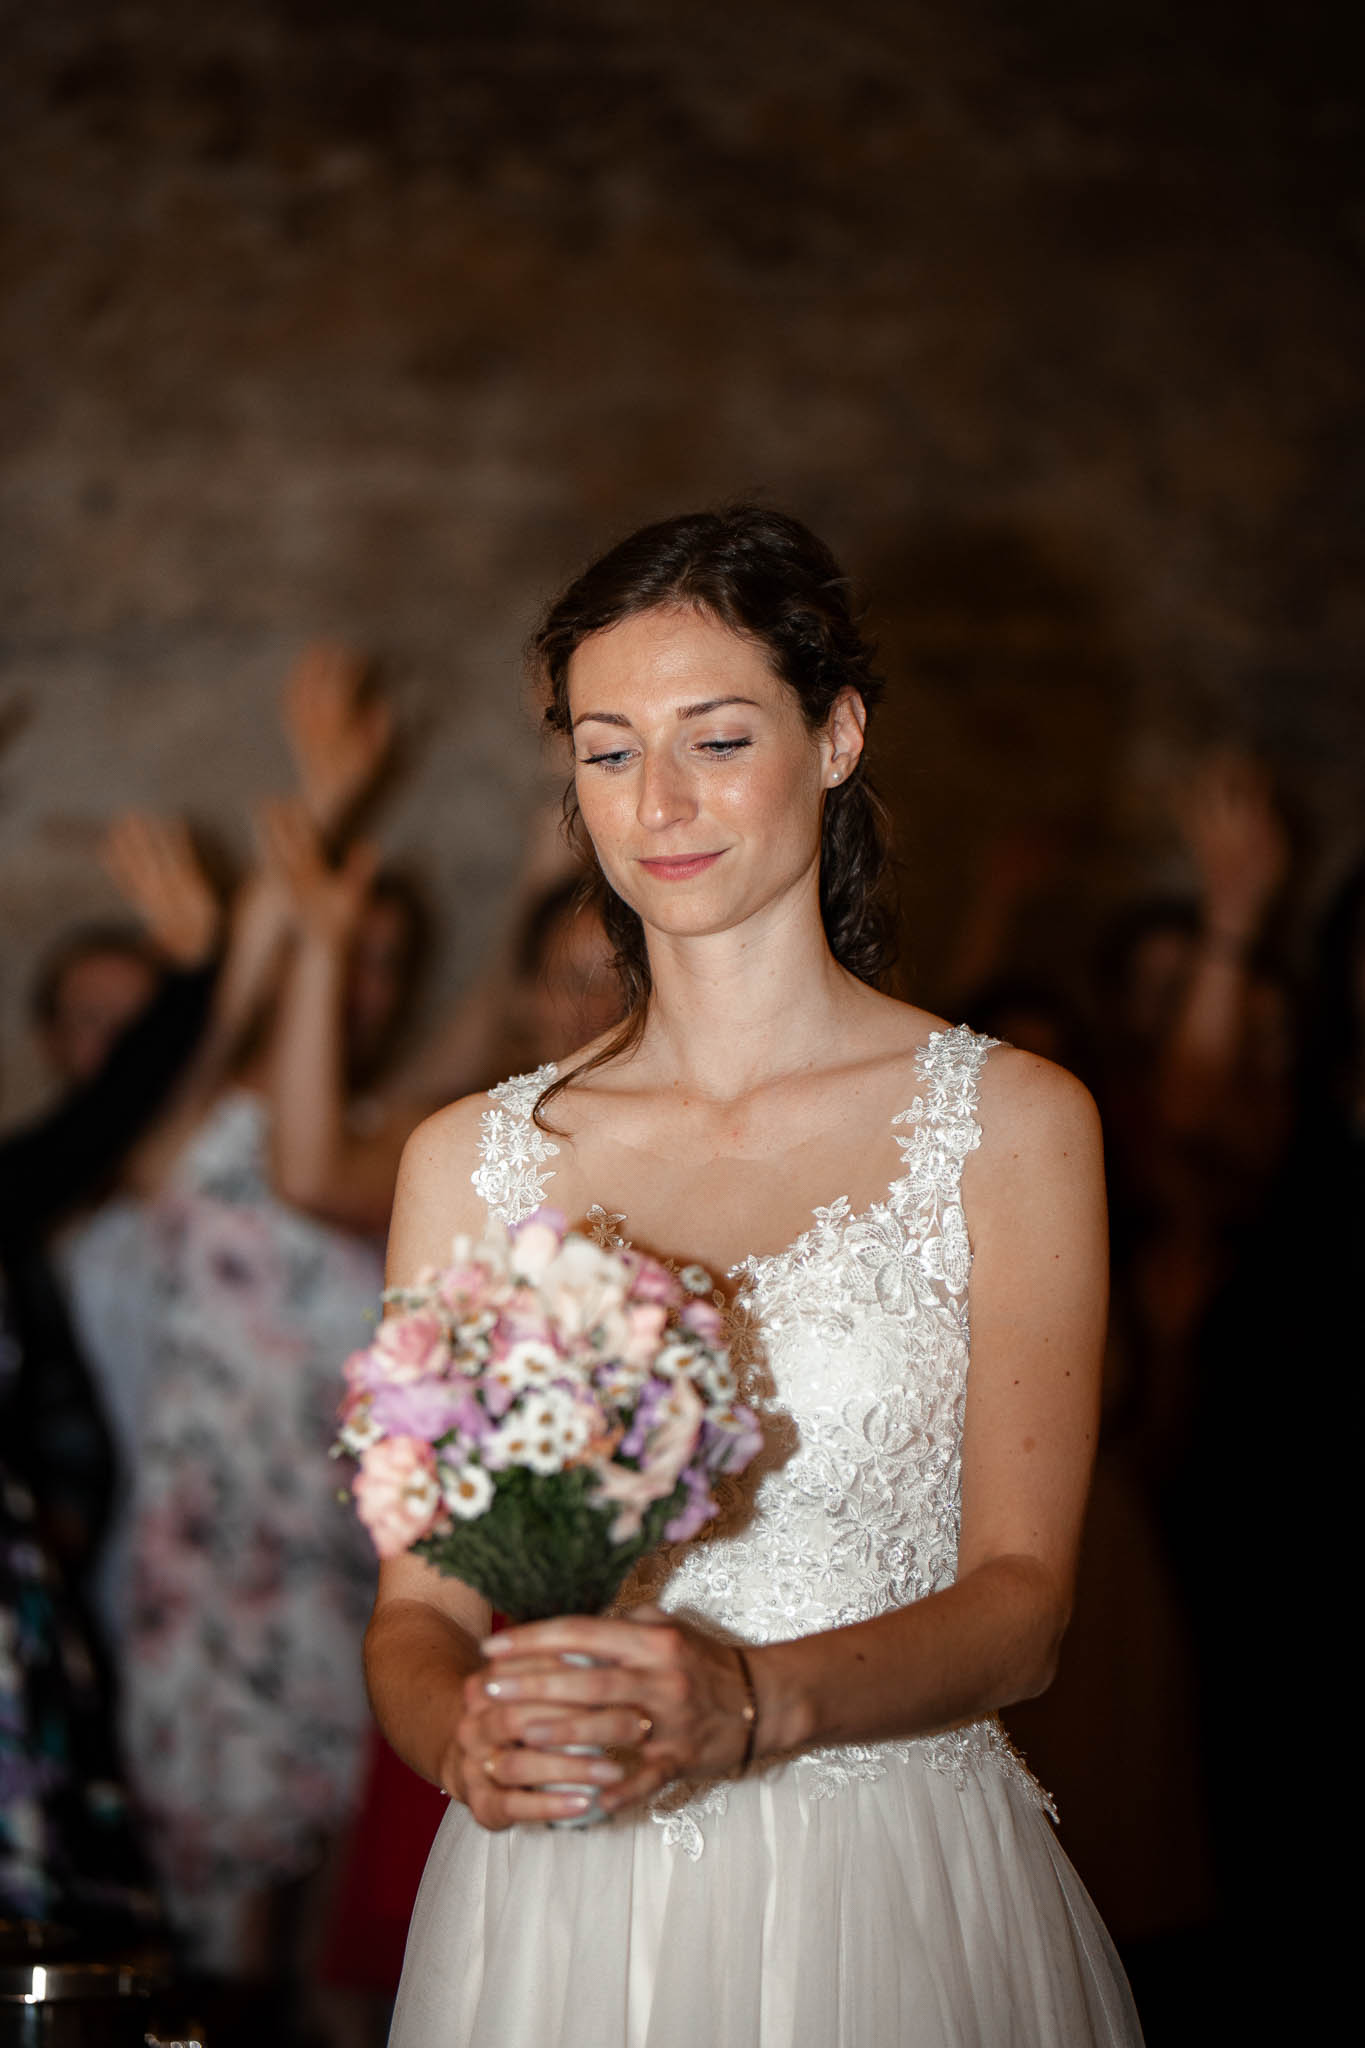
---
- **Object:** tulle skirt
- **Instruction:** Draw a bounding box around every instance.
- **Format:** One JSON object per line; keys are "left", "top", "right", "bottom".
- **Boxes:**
{"left": 388, "top": 1750, "right": 1143, "bottom": 2047}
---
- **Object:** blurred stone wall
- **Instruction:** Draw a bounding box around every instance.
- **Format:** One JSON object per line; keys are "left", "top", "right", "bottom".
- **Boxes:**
{"left": 2, "top": 0, "right": 1361, "bottom": 1117}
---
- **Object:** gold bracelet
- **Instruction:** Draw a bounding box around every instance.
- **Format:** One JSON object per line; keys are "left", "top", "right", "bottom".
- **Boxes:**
{"left": 733, "top": 1644, "right": 758, "bottom": 1772}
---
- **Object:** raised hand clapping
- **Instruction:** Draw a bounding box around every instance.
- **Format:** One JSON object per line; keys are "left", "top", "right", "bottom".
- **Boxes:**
{"left": 101, "top": 811, "right": 222, "bottom": 968}
{"left": 256, "top": 795, "right": 380, "bottom": 950}
{"left": 281, "top": 642, "right": 394, "bottom": 839}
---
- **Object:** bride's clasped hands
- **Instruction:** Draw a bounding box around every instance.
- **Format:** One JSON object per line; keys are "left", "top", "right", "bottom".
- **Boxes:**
{"left": 454, "top": 1605, "right": 760, "bottom": 1829}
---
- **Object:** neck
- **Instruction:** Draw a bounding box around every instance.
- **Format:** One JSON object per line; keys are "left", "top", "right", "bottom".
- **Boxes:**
{"left": 631, "top": 880, "right": 866, "bottom": 1102}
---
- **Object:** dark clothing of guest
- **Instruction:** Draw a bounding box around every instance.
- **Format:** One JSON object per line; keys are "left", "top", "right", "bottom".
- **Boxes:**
{"left": 0, "top": 963, "right": 213, "bottom": 1931}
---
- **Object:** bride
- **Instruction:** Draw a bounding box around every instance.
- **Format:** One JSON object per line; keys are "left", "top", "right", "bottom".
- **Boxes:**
{"left": 365, "top": 507, "right": 1143, "bottom": 2046}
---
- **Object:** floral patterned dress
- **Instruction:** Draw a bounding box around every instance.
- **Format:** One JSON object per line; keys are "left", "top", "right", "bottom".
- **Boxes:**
{"left": 120, "top": 1091, "right": 380, "bottom": 1968}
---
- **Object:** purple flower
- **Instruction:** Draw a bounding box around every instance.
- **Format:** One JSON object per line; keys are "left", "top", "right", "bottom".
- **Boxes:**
{"left": 370, "top": 1378, "right": 469, "bottom": 1441}
{"left": 450, "top": 1388, "right": 492, "bottom": 1444}
{"left": 620, "top": 1377, "right": 671, "bottom": 1459}
{"left": 706, "top": 1403, "right": 765, "bottom": 1474}
{"left": 680, "top": 1297, "right": 726, "bottom": 1344}
{"left": 663, "top": 1468, "right": 718, "bottom": 1544}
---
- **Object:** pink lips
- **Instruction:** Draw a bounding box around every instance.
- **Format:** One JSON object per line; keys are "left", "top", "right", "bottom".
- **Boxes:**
{"left": 636, "top": 852, "right": 723, "bottom": 881}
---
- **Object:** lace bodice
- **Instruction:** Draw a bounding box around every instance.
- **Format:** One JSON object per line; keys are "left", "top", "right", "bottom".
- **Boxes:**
{"left": 472, "top": 1026, "right": 1051, "bottom": 1854}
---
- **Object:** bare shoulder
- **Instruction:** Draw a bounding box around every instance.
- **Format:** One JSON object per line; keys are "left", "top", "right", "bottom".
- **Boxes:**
{"left": 387, "top": 1091, "right": 493, "bottom": 1283}
{"left": 974, "top": 1041, "right": 1101, "bottom": 1152}
{"left": 965, "top": 1043, "right": 1105, "bottom": 1239}
{"left": 400, "top": 1090, "right": 490, "bottom": 1179}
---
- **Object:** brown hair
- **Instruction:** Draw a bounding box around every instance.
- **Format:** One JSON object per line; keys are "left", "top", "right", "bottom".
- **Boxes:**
{"left": 531, "top": 505, "right": 896, "bottom": 1127}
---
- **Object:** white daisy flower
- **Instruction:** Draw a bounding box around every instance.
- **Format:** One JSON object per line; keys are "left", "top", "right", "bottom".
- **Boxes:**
{"left": 439, "top": 1460, "right": 494, "bottom": 1521}
{"left": 502, "top": 1338, "right": 561, "bottom": 1386}
{"left": 654, "top": 1339, "right": 704, "bottom": 1380}
{"left": 599, "top": 1359, "right": 650, "bottom": 1402}
{"left": 701, "top": 1357, "right": 737, "bottom": 1402}
{"left": 486, "top": 1399, "right": 561, "bottom": 1475}
{"left": 338, "top": 1409, "right": 385, "bottom": 1454}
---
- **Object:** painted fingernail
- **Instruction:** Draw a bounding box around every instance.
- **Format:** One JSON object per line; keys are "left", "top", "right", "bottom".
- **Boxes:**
{"left": 589, "top": 1760, "right": 624, "bottom": 1784}
{"left": 560, "top": 1795, "right": 592, "bottom": 1812}
{"left": 524, "top": 1722, "right": 555, "bottom": 1744}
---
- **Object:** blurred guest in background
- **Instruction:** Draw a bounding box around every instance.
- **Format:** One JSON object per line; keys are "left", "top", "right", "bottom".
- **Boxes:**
{"left": 0, "top": 814, "right": 220, "bottom": 1941}
{"left": 400, "top": 798, "right": 618, "bottom": 1110}
{"left": 1168, "top": 844, "right": 1363, "bottom": 1992}
{"left": 506, "top": 871, "right": 621, "bottom": 1073}
{"left": 1100, "top": 751, "right": 1293, "bottom": 1498}
{"left": 93, "top": 653, "right": 407, "bottom": 2022}
{"left": 1011, "top": 750, "right": 1295, "bottom": 2034}
{"left": 31, "top": 923, "right": 163, "bottom": 1092}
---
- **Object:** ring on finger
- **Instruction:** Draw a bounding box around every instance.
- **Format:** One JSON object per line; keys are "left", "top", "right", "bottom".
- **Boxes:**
{"left": 637, "top": 1712, "right": 654, "bottom": 1743}
{"left": 483, "top": 1752, "right": 502, "bottom": 1787}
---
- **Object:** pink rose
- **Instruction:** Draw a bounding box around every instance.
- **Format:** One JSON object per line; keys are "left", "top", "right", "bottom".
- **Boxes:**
{"left": 353, "top": 1437, "right": 442, "bottom": 1559}
{"left": 374, "top": 1311, "right": 450, "bottom": 1383}
{"left": 497, "top": 1289, "right": 558, "bottom": 1352}
{"left": 627, "top": 1254, "right": 684, "bottom": 1308}
{"left": 680, "top": 1297, "right": 726, "bottom": 1345}
{"left": 437, "top": 1254, "right": 504, "bottom": 1317}
{"left": 589, "top": 1460, "right": 662, "bottom": 1543}
{"left": 510, "top": 1209, "right": 565, "bottom": 1281}
{"left": 622, "top": 1301, "right": 668, "bottom": 1366}
{"left": 343, "top": 1344, "right": 382, "bottom": 1392}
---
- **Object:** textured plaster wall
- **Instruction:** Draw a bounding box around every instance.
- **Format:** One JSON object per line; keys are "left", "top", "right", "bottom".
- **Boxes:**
{"left": 2, "top": 0, "right": 1361, "bottom": 1117}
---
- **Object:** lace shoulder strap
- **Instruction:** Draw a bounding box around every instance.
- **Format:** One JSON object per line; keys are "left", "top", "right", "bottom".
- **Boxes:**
{"left": 469, "top": 1063, "right": 560, "bottom": 1226}
{"left": 889, "top": 1024, "right": 998, "bottom": 1296}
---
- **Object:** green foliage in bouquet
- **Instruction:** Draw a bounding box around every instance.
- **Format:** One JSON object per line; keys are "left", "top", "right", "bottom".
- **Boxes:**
{"left": 413, "top": 1465, "right": 687, "bottom": 1622}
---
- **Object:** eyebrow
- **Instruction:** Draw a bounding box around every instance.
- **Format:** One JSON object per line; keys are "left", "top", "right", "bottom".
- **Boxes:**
{"left": 572, "top": 696, "right": 761, "bottom": 732}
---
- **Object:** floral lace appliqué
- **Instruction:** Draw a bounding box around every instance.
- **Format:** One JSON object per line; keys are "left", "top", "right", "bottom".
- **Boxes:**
{"left": 471, "top": 1029, "right": 1055, "bottom": 1855}
{"left": 470, "top": 1065, "right": 559, "bottom": 1225}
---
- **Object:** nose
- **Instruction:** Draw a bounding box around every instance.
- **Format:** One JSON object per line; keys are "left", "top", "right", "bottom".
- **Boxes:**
{"left": 635, "top": 747, "right": 697, "bottom": 834}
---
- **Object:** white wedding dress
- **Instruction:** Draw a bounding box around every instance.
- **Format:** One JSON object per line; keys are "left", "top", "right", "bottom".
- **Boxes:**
{"left": 389, "top": 1025, "right": 1143, "bottom": 2047}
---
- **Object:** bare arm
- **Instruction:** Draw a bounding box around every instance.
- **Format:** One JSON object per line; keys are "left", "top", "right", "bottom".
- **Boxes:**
{"left": 188, "top": 868, "right": 297, "bottom": 1092}
{"left": 259, "top": 799, "right": 413, "bottom": 1234}
{"left": 282, "top": 640, "right": 394, "bottom": 842}
{"left": 360, "top": 1102, "right": 601, "bottom": 1821}
{"left": 200, "top": 642, "right": 394, "bottom": 1090}
{"left": 361, "top": 1105, "right": 487, "bottom": 1788}
{"left": 466, "top": 1054, "right": 1107, "bottom": 1816}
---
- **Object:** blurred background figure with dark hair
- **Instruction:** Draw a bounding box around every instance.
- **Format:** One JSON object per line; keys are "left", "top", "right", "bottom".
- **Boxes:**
{"left": 1, "top": 806, "right": 221, "bottom": 1947}
{"left": 1006, "top": 749, "right": 1297, "bottom": 2033}
{"left": 31, "top": 923, "right": 163, "bottom": 1093}
{"left": 1163, "top": 841, "right": 1364, "bottom": 1998}
{"left": 91, "top": 657, "right": 402, "bottom": 2025}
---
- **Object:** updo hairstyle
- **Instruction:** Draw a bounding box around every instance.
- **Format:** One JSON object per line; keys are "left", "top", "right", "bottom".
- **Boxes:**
{"left": 531, "top": 505, "right": 896, "bottom": 1125}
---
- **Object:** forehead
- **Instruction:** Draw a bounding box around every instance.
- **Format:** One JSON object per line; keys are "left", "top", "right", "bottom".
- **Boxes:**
{"left": 566, "top": 605, "right": 787, "bottom": 716}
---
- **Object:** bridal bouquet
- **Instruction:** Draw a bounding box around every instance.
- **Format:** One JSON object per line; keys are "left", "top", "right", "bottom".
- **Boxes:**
{"left": 334, "top": 1209, "right": 762, "bottom": 1621}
